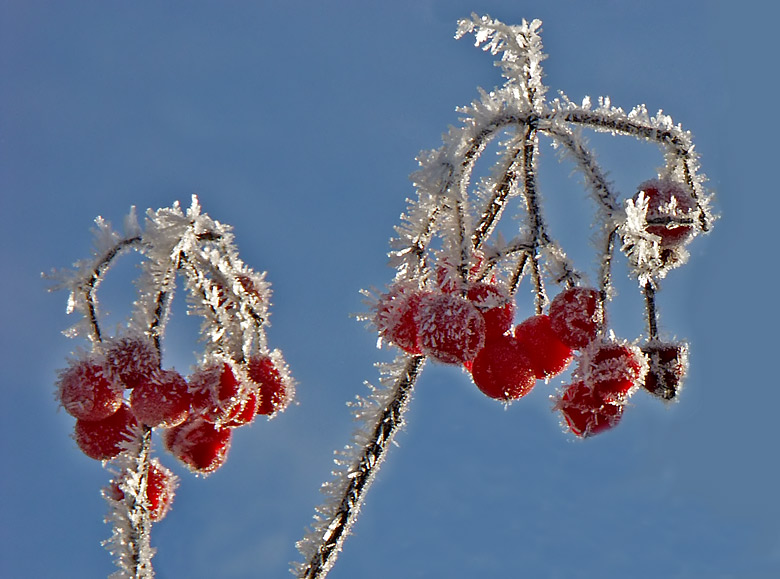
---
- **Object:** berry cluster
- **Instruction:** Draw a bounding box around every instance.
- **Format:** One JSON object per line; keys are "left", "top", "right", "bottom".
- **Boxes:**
{"left": 51, "top": 199, "right": 295, "bottom": 577}
{"left": 374, "top": 258, "right": 689, "bottom": 438}
{"left": 57, "top": 336, "right": 292, "bottom": 474}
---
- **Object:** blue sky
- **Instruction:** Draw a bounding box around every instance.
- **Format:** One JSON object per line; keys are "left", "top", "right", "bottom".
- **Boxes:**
{"left": 2, "top": 1, "right": 778, "bottom": 578}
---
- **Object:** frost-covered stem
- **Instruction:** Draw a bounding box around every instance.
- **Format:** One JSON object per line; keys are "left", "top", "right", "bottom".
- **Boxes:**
{"left": 520, "top": 119, "right": 546, "bottom": 314}
{"left": 126, "top": 426, "right": 154, "bottom": 579}
{"left": 299, "top": 355, "right": 425, "bottom": 579}
{"left": 84, "top": 237, "right": 143, "bottom": 342}
{"left": 561, "top": 109, "right": 710, "bottom": 231}
{"left": 472, "top": 143, "right": 523, "bottom": 249}
{"left": 643, "top": 281, "right": 659, "bottom": 339}
{"left": 598, "top": 227, "right": 618, "bottom": 306}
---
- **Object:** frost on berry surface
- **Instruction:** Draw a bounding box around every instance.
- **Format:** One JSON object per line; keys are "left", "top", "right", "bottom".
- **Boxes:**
{"left": 57, "top": 358, "right": 123, "bottom": 422}
{"left": 163, "top": 418, "right": 232, "bottom": 475}
{"left": 49, "top": 197, "right": 294, "bottom": 578}
{"left": 577, "top": 340, "right": 647, "bottom": 402}
{"left": 372, "top": 282, "right": 427, "bottom": 354}
{"left": 129, "top": 369, "right": 191, "bottom": 428}
{"left": 247, "top": 350, "right": 294, "bottom": 416}
{"left": 417, "top": 292, "right": 486, "bottom": 364}
{"left": 102, "top": 333, "right": 160, "bottom": 389}
{"left": 549, "top": 287, "right": 603, "bottom": 349}
{"left": 300, "top": 15, "right": 715, "bottom": 579}
{"left": 74, "top": 404, "right": 138, "bottom": 461}
{"left": 556, "top": 381, "right": 623, "bottom": 438}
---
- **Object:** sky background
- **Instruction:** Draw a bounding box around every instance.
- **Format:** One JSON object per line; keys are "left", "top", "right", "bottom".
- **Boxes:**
{"left": 2, "top": 1, "right": 778, "bottom": 578}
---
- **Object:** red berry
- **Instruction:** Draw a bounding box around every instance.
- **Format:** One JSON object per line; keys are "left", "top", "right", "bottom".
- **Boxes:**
{"left": 467, "top": 282, "right": 515, "bottom": 339}
{"left": 163, "top": 418, "right": 231, "bottom": 475}
{"left": 641, "top": 341, "right": 688, "bottom": 400}
{"left": 129, "top": 369, "right": 191, "bottom": 428}
{"left": 514, "top": 314, "right": 573, "bottom": 379}
{"left": 470, "top": 334, "right": 536, "bottom": 401}
{"left": 57, "top": 359, "right": 123, "bottom": 421}
{"left": 189, "top": 363, "right": 242, "bottom": 424}
{"left": 248, "top": 354, "right": 292, "bottom": 416}
{"left": 103, "top": 335, "right": 160, "bottom": 389}
{"left": 634, "top": 178, "right": 697, "bottom": 248}
{"left": 556, "top": 382, "right": 623, "bottom": 438}
{"left": 74, "top": 404, "right": 137, "bottom": 460}
{"left": 417, "top": 293, "right": 486, "bottom": 364}
{"left": 108, "top": 460, "right": 177, "bottom": 522}
{"left": 222, "top": 390, "right": 258, "bottom": 427}
{"left": 373, "top": 284, "right": 427, "bottom": 354}
{"left": 582, "top": 341, "right": 645, "bottom": 402}
{"left": 549, "top": 287, "right": 603, "bottom": 349}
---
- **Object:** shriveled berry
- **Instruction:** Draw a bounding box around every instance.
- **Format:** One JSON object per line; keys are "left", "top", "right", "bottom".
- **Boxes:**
{"left": 374, "top": 284, "right": 427, "bottom": 354}
{"left": 556, "top": 382, "right": 623, "bottom": 438}
{"left": 467, "top": 282, "right": 515, "bottom": 339}
{"left": 57, "top": 359, "right": 123, "bottom": 421}
{"left": 189, "top": 363, "right": 242, "bottom": 424}
{"left": 549, "top": 287, "right": 603, "bottom": 349}
{"left": 514, "top": 314, "right": 573, "bottom": 379}
{"left": 129, "top": 369, "right": 191, "bottom": 428}
{"left": 470, "top": 334, "right": 536, "bottom": 401}
{"left": 417, "top": 293, "right": 486, "bottom": 364}
{"left": 163, "top": 418, "right": 231, "bottom": 475}
{"left": 103, "top": 335, "right": 160, "bottom": 389}
{"left": 108, "top": 460, "right": 178, "bottom": 522}
{"left": 641, "top": 341, "right": 688, "bottom": 400}
{"left": 74, "top": 404, "right": 137, "bottom": 460}
{"left": 248, "top": 354, "right": 292, "bottom": 416}
{"left": 635, "top": 178, "right": 697, "bottom": 248}
{"left": 582, "top": 341, "right": 645, "bottom": 402}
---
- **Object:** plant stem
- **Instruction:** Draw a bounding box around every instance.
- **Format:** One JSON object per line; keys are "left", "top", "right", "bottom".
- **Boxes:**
{"left": 298, "top": 355, "right": 425, "bottom": 579}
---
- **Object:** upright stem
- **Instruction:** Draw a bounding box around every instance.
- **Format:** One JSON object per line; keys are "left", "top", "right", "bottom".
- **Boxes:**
{"left": 299, "top": 355, "right": 425, "bottom": 579}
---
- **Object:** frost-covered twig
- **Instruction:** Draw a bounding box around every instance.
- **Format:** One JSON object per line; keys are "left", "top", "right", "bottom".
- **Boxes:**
{"left": 50, "top": 197, "right": 294, "bottom": 578}
{"left": 295, "top": 14, "right": 714, "bottom": 578}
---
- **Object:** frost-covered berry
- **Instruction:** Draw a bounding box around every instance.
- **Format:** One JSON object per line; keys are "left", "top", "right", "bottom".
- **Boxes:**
{"left": 74, "top": 404, "right": 137, "bottom": 460}
{"left": 129, "top": 369, "right": 191, "bottom": 428}
{"left": 635, "top": 178, "right": 697, "bottom": 248}
{"left": 57, "top": 359, "right": 123, "bottom": 422}
{"left": 467, "top": 282, "right": 515, "bottom": 339}
{"left": 248, "top": 354, "right": 292, "bottom": 416}
{"left": 417, "top": 292, "right": 486, "bottom": 364}
{"left": 108, "top": 460, "right": 178, "bottom": 522}
{"left": 222, "top": 390, "right": 259, "bottom": 427}
{"left": 549, "top": 287, "right": 603, "bottom": 349}
{"left": 103, "top": 334, "right": 160, "bottom": 389}
{"left": 641, "top": 341, "right": 688, "bottom": 400}
{"left": 189, "top": 363, "right": 242, "bottom": 424}
{"left": 470, "top": 334, "right": 536, "bottom": 401}
{"left": 163, "top": 418, "right": 231, "bottom": 475}
{"left": 582, "top": 341, "right": 645, "bottom": 402}
{"left": 373, "top": 284, "right": 427, "bottom": 354}
{"left": 556, "top": 382, "right": 623, "bottom": 438}
{"left": 514, "top": 314, "right": 573, "bottom": 379}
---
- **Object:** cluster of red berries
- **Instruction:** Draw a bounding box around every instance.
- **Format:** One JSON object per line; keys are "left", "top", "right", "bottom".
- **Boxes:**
{"left": 56, "top": 334, "right": 293, "bottom": 474}
{"left": 374, "top": 278, "right": 687, "bottom": 438}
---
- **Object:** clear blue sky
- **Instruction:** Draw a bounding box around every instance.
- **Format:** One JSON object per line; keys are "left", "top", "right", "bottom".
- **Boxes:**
{"left": 2, "top": 1, "right": 778, "bottom": 578}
